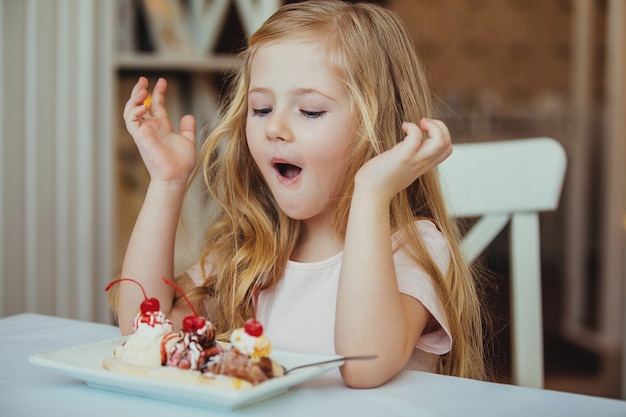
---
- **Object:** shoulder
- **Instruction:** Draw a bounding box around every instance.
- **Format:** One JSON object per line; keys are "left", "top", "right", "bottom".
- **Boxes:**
{"left": 392, "top": 218, "right": 445, "bottom": 246}
{"left": 415, "top": 219, "right": 447, "bottom": 248}
{"left": 392, "top": 219, "right": 451, "bottom": 276}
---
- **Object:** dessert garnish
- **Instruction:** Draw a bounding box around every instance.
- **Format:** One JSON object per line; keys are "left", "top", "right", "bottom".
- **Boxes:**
{"left": 162, "top": 277, "right": 207, "bottom": 333}
{"left": 227, "top": 285, "right": 271, "bottom": 359}
{"left": 105, "top": 277, "right": 168, "bottom": 330}
{"left": 244, "top": 285, "right": 263, "bottom": 337}
{"left": 202, "top": 284, "right": 281, "bottom": 384}
{"left": 104, "top": 278, "right": 173, "bottom": 366}
{"left": 105, "top": 277, "right": 160, "bottom": 313}
{"left": 161, "top": 277, "right": 222, "bottom": 370}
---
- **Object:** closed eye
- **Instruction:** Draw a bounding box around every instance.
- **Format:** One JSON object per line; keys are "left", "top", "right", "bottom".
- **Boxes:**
{"left": 301, "top": 110, "right": 326, "bottom": 119}
{"left": 252, "top": 108, "right": 272, "bottom": 116}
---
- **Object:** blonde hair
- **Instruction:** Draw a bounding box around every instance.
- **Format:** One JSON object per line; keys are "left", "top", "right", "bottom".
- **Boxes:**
{"left": 184, "top": 0, "right": 488, "bottom": 380}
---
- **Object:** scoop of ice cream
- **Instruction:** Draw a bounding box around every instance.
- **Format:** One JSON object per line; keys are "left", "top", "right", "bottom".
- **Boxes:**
{"left": 113, "top": 311, "right": 174, "bottom": 367}
{"left": 230, "top": 328, "right": 272, "bottom": 360}
{"left": 165, "top": 331, "right": 204, "bottom": 369}
{"left": 165, "top": 319, "right": 222, "bottom": 370}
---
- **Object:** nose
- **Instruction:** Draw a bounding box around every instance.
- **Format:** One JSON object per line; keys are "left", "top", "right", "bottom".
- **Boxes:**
{"left": 265, "top": 110, "right": 293, "bottom": 142}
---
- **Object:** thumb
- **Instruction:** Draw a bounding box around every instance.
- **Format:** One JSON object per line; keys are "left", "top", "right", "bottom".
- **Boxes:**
{"left": 179, "top": 115, "right": 196, "bottom": 142}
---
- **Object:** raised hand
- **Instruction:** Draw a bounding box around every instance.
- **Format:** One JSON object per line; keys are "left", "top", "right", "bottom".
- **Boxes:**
{"left": 123, "top": 76, "right": 197, "bottom": 184}
{"left": 354, "top": 118, "right": 452, "bottom": 202}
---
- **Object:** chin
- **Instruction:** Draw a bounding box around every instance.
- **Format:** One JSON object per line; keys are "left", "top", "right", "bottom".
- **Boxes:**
{"left": 277, "top": 208, "right": 310, "bottom": 221}
{"left": 275, "top": 203, "right": 315, "bottom": 221}
{"left": 271, "top": 193, "right": 330, "bottom": 222}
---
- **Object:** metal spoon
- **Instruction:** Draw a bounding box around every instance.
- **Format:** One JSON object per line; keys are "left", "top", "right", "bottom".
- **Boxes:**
{"left": 283, "top": 354, "right": 378, "bottom": 375}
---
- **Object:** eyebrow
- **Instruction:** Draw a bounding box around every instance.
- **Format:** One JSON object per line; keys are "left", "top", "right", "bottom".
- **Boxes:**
{"left": 248, "top": 87, "right": 337, "bottom": 102}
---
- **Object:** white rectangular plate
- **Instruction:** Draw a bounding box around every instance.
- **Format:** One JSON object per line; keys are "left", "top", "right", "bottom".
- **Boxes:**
{"left": 29, "top": 337, "right": 342, "bottom": 410}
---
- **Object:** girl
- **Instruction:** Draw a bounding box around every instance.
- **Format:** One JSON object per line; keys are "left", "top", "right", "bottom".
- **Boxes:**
{"left": 116, "top": 0, "right": 487, "bottom": 388}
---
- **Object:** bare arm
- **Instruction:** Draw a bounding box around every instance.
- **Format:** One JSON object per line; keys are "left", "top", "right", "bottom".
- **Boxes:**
{"left": 117, "top": 77, "right": 197, "bottom": 335}
{"left": 335, "top": 119, "right": 452, "bottom": 388}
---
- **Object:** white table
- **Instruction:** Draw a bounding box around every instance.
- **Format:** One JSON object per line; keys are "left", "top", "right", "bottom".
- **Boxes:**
{"left": 1, "top": 313, "right": 625, "bottom": 417}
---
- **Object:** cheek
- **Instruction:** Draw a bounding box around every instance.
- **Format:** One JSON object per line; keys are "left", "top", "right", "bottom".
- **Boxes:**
{"left": 245, "top": 124, "right": 262, "bottom": 163}
{"left": 329, "top": 126, "right": 354, "bottom": 164}
{"left": 332, "top": 134, "right": 356, "bottom": 186}
{"left": 245, "top": 120, "right": 253, "bottom": 148}
{"left": 316, "top": 137, "right": 352, "bottom": 181}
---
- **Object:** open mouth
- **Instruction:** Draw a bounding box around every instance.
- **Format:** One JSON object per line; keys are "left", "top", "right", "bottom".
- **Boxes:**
{"left": 274, "top": 163, "right": 302, "bottom": 180}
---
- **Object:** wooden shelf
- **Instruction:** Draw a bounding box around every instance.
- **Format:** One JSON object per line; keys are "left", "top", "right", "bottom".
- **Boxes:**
{"left": 115, "top": 53, "right": 241, "bottom": 72}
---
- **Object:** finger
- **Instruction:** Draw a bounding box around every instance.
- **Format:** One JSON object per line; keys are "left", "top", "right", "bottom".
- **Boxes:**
{"left": 402, "top": 121, "right": 421, "bottom": 137}
{"left": 179, "top": 115, "right": 196, "bottom": 142}
{"left": 400, "top": 122, "right": 425, "bottom": 152}
{"left": 129, "top": 105, "right": 149, "bottom": 122}
{"left": 128, "top": 79, "right": 149, "bottom": 110}
{"left": 419, "top": 118, "right": 452, "bottom": 162}
{"left": 123, "top": 89, "right": 149, "bottom": 120}
{"left": 123, "top": 93, "right": 148, "bottom": 120}
{"left": 130, "top": 76, "right": 148, "bottom": 98}
{"left": 150, "top": 78, "right": 169, "bottom": 119}
{"left": 123, "top": 105, "right": 149, "bottom": 136}
{"left": 419, "top": 118, "right": 450, "bottom": 142}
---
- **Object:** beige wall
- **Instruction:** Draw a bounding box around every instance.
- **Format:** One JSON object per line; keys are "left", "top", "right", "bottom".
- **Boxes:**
{"left": 1, "top": 0, "right": 115, "bottom": 322}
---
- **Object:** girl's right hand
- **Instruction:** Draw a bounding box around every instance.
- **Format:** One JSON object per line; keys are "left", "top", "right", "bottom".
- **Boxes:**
{"left": 123, "top": 77, "right": 197, "bottom": 184}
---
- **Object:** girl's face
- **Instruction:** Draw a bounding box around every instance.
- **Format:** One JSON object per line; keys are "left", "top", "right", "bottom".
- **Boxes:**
{"left": 246, "top": 40, "right": 354, "bottom": 225}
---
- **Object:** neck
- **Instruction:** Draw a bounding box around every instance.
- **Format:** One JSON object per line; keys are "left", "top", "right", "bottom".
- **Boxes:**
{"left": 290, "top": 217, "right": 343, "bottom": 262}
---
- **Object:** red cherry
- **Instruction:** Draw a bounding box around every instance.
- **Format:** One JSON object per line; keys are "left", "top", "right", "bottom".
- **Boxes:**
{"left": 140, "top": 297, "right": 160, "bottom": 314}
{"left": 106, "top": 278, "right": 159, "bottom": 313}
{"left": 243, "top": 285, "right": 263, "bottom": 336}
{"left": 163, "top": 277, "right": 207, "bottom": 334}
{"left": 183, "top": 315, "right": 206, "bottom": 333}
{"left": 244, "top": 318, "right": 263, "bottom": 337}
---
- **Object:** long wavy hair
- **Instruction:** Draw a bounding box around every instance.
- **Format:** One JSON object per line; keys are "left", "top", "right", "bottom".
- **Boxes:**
{"left": 181, "top": 0, "right": 488, "bottom": 380}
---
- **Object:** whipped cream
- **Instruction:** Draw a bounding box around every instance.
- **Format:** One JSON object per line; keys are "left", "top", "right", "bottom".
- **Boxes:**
{"left": 230, "top": 328, "right": 272, "bottom": 359}
{"left": 133, "top": 310, "right": 171, "bottom": 331}
{"left": 114, "top": 311, "right": 173, "bottom": 367}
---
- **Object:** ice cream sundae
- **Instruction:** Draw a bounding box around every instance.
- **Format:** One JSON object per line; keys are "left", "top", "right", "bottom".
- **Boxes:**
{"left": 102, "top": 278, "right": 282, "bottom": 388}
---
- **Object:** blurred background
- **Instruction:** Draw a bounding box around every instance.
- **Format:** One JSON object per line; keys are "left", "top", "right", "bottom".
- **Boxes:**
{"left": 1, "top": 0, "right": 625, "bottom": 399}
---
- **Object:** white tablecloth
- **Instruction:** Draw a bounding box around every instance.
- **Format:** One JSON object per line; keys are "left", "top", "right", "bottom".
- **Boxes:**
{"left": 1, "top": 313, "right": 625, "bottom": 417}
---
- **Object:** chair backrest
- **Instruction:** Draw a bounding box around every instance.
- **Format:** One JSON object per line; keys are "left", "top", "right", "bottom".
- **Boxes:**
{"left": 438, "top": 137, "right": 567, "bottom": 388}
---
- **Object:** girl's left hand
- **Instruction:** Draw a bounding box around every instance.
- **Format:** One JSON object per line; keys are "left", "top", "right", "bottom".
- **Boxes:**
{"left": 354, "top": 118, "right": 452, "bottom": 202}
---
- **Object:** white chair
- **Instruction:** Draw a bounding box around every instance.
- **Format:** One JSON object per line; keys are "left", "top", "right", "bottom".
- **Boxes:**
{"left": 438, "top": 137, "right": 567, "bottom": 388}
